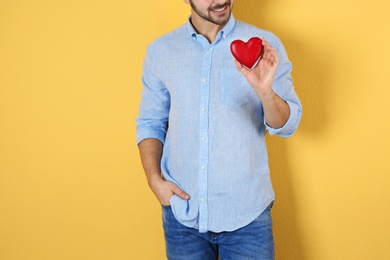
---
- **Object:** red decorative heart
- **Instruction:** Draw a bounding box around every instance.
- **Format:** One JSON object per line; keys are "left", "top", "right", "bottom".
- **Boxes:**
{"left": 230, "top": 37, "right": 263, "bottom": 69}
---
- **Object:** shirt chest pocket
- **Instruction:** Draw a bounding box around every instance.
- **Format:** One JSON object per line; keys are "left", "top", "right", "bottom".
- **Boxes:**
{"left": 220, "top": 68, "right": 257, "bottom": 107}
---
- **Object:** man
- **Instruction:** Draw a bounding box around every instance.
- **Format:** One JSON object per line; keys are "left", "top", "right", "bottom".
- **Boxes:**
{"left": 136, "top": 0, "right": 302, "bottom": 259}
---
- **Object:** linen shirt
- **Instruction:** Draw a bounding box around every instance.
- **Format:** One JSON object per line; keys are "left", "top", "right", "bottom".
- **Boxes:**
{"left": 136, "top": 15, "right": 302, "bottom": 233}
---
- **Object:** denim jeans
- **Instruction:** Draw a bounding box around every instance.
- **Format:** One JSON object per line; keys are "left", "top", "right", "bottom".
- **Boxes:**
{"left": 162, "top": 203, "right": 274, "bottom": 260}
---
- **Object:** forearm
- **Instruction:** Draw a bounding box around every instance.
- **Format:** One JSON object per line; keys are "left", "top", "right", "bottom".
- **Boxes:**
{"left": 234, "top": 39, "right": 289, "bottom": 128}
{"left": 257, "top": 89, "right": 290, "bottom": 129}
{"left": 138, "top": 138, "right": 164, "bottom": 188}
{"left": 138, "top": 138, "right": 190, "bottom": 204}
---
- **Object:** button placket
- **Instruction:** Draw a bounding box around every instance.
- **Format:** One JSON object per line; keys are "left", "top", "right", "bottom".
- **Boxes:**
{"left": 198, "top": 46, "right": 213, "bottom": 232}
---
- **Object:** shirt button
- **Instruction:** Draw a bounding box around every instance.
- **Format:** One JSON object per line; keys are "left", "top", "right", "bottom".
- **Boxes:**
{"left": 202, "top": 108, "right": 206, "bottom": 112}
{"left": 201, "top": 166, "right": 205, "bottom": 170}
{"left": 201, "top": 198, "right": 205, "bottom": 202}
{"left": 202, "top": 78, "right": 207, "bottom": 83}
{"left": 201, "top": 137, "right": 205, "bottom": 141}
{"left": 206, "top": 51, "right": 210, "bottom": 55}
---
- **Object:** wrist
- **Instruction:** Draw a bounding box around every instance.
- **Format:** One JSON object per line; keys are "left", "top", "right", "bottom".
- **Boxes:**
{"left": 147, "top": 173, "right": 164, "bottom": 189}
{"left": 256, "top": 87, "right": 275, "bottom": 102}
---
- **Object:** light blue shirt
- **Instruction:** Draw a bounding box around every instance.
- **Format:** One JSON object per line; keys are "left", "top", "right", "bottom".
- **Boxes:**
{"left": 136, "top": 15, "right": 302, "bottom": 233}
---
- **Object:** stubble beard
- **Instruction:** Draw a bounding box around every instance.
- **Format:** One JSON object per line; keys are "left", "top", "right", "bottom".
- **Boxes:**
{"left": 189, "top": 0, "right": 232, "bottom": 26}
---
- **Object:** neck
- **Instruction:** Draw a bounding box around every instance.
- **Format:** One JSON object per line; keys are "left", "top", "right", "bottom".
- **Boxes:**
{"left": 190, "top": 15, "right": 226, "bottom": 43}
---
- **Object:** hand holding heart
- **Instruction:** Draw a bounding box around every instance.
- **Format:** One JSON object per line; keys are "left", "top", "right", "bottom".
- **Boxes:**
{"left": 231, "top": 37, "right": 290, "bottom": 129}
{"left": 233, "top": 38, "right": 279, "bottom": 97}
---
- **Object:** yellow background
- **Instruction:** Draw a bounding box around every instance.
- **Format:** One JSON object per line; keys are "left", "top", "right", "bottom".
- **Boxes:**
{"left": 1, "top": 0, "right": 389, "bottom": 259}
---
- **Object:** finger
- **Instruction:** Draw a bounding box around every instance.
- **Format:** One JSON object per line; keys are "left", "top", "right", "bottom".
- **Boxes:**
{"left": 261, "top": 38, "right": 272, "bottom": 47}
{"left": 234, "top": 59, "right": 242, "bottom": 69}
{"left": 262, "top": 40, "right": 277, "bottom": 56}
{"left": 263, "top": 44, "right": 276, "bottom": 56}
{"left": 262, "top": 38, "right": 275, "bottom": 49}
{"left": 263, "top": 51, "right": 278, "bottom": 64}
{"left": 155, "top": 187, "right": 173, "bottom": 206}
{"left": 262, "top": 46, "right": 279, "bottom": 64}
{"left": 234, "top": 59, "right": 249, "bottom": 75}
{"left": 262, "top": 45, "right": 273, "bottom": 59}
{"left": 157, "top": 194, "right": 171, "bottom": 207}
{"left": 171, "top": 184, "right": 190, "bottom": 200}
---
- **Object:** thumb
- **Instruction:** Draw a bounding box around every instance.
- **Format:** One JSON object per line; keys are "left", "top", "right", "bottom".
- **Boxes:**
{"left": 171, "top": 184, "right": 190, "bottom": 200}
{"left": 234, "top": 59, "right": 249, "bottom": 77}
{"left": 234, "top": 59, "right": 243, "bottom": 72}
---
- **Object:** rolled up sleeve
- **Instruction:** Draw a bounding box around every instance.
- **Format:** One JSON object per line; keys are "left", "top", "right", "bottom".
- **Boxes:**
{"left": 265, "top": 100, "right": 302, "bottom": 137}
{"left": 264, "top": 36, "right": 302, "bottom": 137}
{"left": 136, "top": 44, "right": 170, "bottom": 145}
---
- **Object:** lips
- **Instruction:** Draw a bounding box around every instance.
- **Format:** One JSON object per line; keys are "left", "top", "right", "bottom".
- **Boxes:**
{"left": 210, "top": 4, "right": 228, "bottom": 13}
{"left": 212, "top": 6, "right": 227, "bottom": 12}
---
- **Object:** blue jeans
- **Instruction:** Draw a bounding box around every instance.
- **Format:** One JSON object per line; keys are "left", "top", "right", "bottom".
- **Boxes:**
{"left": 162, "top": 203, "right": 274, "bottom": 260}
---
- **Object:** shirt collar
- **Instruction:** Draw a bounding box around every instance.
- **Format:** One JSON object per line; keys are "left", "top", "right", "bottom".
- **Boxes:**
{"left": 186, "top": 14, "right": 236, "bottom": 40}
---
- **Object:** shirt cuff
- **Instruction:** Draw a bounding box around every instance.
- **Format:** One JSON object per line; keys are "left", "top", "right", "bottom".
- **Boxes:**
{"left": 136, "top": 127, "right": 166, "bottom": 145}
{"left": 265, "top": 100, "right": 302, "bottom": 137}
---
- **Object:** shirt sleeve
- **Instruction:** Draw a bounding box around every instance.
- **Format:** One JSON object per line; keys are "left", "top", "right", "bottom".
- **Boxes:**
{"left": 264, "top": 34, "right": 302, "bottom": 137}
{"left": 135, "top": 43, "right": 170, "bottom": 145}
